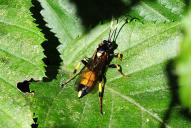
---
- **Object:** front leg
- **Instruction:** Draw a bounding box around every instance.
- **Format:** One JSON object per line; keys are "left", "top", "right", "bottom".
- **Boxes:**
{"left": 62, "top": 57, "right": 90, "bottom": 88}
{"left": 61, "top": 65, "right": 85, "bottom": 88}
{"left": 114, "top": 53, "right": 123, "bottom": 61}
{"left": 81, "top": 57, "right": 91, "bottom": 66}
{"left": 73, "top": 57, "right": 91, "bottom": 74}
{"left": 109, "top": 64, "right": 125, "bottom": 76}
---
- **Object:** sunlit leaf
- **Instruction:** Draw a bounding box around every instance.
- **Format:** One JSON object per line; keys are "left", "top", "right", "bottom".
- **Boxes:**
{"left": 0, "top": 0, "right": 45, "bottom": 127}
{"left": 29, "top": 0, "right": 191, "bottom": 127}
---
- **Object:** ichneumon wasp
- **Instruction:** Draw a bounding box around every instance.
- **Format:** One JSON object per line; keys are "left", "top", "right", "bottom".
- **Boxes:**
{"left": 62, "top": 17, "right": 133, "bottom": 114}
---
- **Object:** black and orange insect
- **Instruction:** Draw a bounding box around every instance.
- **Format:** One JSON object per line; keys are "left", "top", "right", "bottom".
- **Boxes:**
{"left": 62, "top": 19, "right": 129, "bottom": 114}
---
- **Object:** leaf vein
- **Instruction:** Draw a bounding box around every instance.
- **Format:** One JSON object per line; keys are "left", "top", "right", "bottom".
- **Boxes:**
{"left": 0, "top": 20, "right": 44, "bottom": 39}
{"left": 129, "top": 87, "right": 168, "bottom": 96}
{"left": 0, "top": 77, "right": 13, "bottom": 87}
{"left": 122, "top": 22, "right": 180, "bottom": 54}
{"left": 43, "top": 88, "right": 63, "bottom": 127}
{"left": 0, "top": 46, "right": 38, "bottom": 67}
{"left": 107, "top": 87, "right": 170, "bottom": 128}
{"left": 142, "top": 2, "right": 170, "bottom": 21}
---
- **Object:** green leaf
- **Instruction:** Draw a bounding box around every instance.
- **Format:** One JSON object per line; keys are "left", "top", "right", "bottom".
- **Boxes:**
{"left": 30, "top": 0, "right": 191, "bottom": 127}
{"left": 38, "top": 0, "right": 83, "bottom": 47}
{"left": 176, "top": 9, "right": 191, "bottom": 111}
{"left": 0, "top": 80, "right": 33, "bottom": 128}
{"left": 0, "top": 0, "right": 45, "bottom": 83}
{"left": 130, "top": 0, "right": 184, "bottom": 22}
{"left": 0, "top": 0, "right": 45, "bottom": 127}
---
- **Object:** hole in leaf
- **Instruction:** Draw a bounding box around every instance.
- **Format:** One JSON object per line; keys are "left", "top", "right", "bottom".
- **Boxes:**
{"left": 31, "top": 113, "right": 38, "bottom": 128}
{"left": 17, "top": 79, "right": 38, "bottom": 93}
{"left": 17, "top": 79, "right": 31, "bottom": 93}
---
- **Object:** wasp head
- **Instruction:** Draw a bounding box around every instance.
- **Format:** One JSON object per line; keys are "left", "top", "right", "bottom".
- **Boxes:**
{"left": 98, "top": 40, "right": 118, "bottom": 53}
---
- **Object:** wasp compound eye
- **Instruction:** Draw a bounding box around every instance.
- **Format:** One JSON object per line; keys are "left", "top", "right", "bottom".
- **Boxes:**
{"left": 103, "top": 40, "right": 107, "bottom": 44}
{"left": 113, "top": 43, "right": 118, "bottom": 49}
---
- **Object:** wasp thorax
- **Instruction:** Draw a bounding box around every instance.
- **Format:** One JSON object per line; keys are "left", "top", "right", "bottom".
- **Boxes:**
{"left": 97, "top": 52, "right": 102, "bottom": 57}
{"left": 97, "top": 50, "right": 104, "bottom": 57}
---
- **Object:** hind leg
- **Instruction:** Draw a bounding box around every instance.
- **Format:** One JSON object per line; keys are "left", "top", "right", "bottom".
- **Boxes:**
{"left": 98, "top": 76, "right": 106, "bottom": 115}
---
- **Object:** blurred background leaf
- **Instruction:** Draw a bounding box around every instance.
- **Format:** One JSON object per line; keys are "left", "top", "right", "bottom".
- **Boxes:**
{"left": 176, "top": 3, "right": 191, "bottom": 113}
{"left": 28, "top": 0, "right": 191, "bottom": 127}
{"left": 0, "top": 0, "right": 45, "bottom": 127}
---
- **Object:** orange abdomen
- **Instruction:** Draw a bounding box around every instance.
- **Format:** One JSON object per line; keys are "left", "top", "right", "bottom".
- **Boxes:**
{"left": 80, "top": 70, "right": 96, "bottom": 87}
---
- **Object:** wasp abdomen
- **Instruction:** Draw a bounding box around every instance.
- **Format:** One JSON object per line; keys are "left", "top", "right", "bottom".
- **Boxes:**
{"left": 78, "top": 70, "right": 97, "bottom": 98}
{"left": 80, "top": 71, "right": 96, "bottom": 87}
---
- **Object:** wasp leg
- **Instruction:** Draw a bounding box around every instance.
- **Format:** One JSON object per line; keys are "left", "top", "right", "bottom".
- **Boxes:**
{"left": 73, "top": 62, "right": 81, "bottom": 74}
{"left": 98, "top": 76, "right": 106, "bottom": 115}
{"left": 73, "top": 57, "right": 90, "bottom": 74}
{"left": 114, "top": 53, "right": 123, "bottom": 61}
{"left": 81, "top": 57, "right": 90, "bottom": 66}
{"left": 109, "top": 64, "right": 125, "bottom": 76}
{"left": 62, "top": 57, "right": 91, "bottom": 88}
{"left": 61, "top": 66, "right": 85, "bottom": 88}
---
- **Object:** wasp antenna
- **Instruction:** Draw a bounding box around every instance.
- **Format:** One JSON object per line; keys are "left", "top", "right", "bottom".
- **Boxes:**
{"left": 114, "top": 16, "right": 141, "bottom": 42}
{"left": 109, "top": 29, "right": 115, "bottom": 42}
{"left": 109, "top": 19, "right": 119, "bottom": 42}
{"left": 112, "top": 28, "right": 117, "bottom": 42}
{"left": 114, "top": 18, "right": 128, "bottom": 42}
{"left": 108, "top": 29, "right": 112, "bottom": 41}
{"left": 108, "top": 20, "right": 113, "bottom": 41}
{"left": 110, "top": 28, "right": 116, "bottom": 42}
{"left": 112, "top": 19, "right": 119, "bottom": 41}
{"left": 108, "top": 17, "right": 115, "bottom": 41}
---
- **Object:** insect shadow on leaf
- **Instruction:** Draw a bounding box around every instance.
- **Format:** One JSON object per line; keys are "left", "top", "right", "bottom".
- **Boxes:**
{"left": 31, "top": 113, "right": 38, "bottom": 128}
{"left": 17, "top": 79, "right": 35, "bottom": 93}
